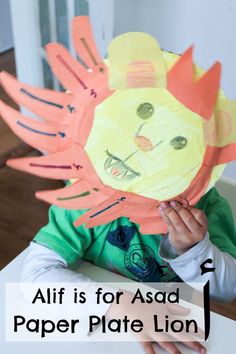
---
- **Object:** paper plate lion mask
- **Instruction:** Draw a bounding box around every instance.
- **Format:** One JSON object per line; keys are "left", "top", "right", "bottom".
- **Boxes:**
{"left": 1, "top": 16, "right": 236, "bottom": 234}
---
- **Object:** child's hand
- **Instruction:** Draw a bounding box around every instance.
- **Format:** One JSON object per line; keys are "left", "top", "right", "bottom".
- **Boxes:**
{"left": 159, "top": 201, "right": 208, "bottom": 255}
{"left": 106, "top": 291, "right": 206, "bottom": 354}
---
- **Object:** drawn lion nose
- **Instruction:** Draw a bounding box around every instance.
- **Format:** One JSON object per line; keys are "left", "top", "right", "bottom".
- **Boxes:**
{"left": 134, "top": 135, "right": 154, "bottom": 151}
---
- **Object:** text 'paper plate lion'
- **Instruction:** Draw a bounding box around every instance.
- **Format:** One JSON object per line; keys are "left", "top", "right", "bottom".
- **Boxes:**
{"left": 1, "top": 16, "right": 236, "bottom": 234}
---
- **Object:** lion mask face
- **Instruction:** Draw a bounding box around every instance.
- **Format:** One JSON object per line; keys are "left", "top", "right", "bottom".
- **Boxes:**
{"left": 85, "top": 87, "right": 205, "bottom": 200}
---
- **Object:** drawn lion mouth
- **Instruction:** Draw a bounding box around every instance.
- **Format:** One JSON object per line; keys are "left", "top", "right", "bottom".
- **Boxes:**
{"left": 104, "top": 150, "right": 141, "bottom": 181}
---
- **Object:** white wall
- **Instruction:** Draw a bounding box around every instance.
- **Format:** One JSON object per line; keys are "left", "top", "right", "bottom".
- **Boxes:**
{"left": 0, "top": 0, "right": 14, "bottom": 52}
{"left": 10, "top": 0, "right": 44, "bottom": 87}
{"left": 114, "top": 0, "right": 236, "bottom": 180}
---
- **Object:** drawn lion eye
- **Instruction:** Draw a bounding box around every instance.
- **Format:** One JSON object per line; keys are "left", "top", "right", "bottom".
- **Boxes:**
{"left": 170, "top": 136, "right": 188, "bottom": 150}
{"left": 137, "top": 103, "right": 154, "bottom": 119}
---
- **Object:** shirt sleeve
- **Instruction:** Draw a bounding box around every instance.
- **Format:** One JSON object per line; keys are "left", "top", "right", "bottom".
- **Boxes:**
{"left": 33, "top": 204, "right": 94, "bottom": 265}
{"left": 159, "top": 232, "right": 236, "bottom": 302}
{"left": 21, "top": 241, "right": 115, "bottom": 335}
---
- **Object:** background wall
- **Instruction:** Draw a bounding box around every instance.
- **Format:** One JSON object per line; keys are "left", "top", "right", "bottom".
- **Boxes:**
{"left": 114, "top": 0, "right": 236, "bottom": 181}
{"left": 0, "top": 0, "right": 13, "bottom": 53}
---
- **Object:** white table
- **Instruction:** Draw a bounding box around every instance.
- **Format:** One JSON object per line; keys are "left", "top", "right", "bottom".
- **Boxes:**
{"left": 0, "top": 249, "right": 235, "bottom": 354}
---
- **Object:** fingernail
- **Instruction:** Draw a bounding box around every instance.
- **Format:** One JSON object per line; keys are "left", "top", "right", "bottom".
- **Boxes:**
{"left": 201, "top": 348, "right": 206, "bottom": 354}
{"left": 170, "top": 200, "right": 177, "bottom": 207}
{"left": 160, "top": 202, "right": 168, "bottom": 209}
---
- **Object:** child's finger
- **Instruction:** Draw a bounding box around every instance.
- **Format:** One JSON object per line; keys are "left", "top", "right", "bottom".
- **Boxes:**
{"left": 160, "top": 202, "right": 189, "bottom": 234}
{"left": 181, "top": 203, "right": 208, "bottom": 228}
{"left": 170, "top": 201, "right": 202, "bottom": 232}
{"left": 158, "top": 341, "right": 182, "bottom": 354}
{"left": 190, "top": 208, "right": 208, "bottom": 227}
{"left": 184, "top": 341, "right": 206, "bottom": 354}
{"left": 159, "top": 209, "right": 176, "bottom": 234}
{"left": 140, "top": 340, "right": 156, "bottom": 354}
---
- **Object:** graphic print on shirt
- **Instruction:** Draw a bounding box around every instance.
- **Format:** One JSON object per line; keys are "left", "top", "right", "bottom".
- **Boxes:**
{"left": 124, "top": 244, "right": 167, "bottom": 281}
{"left": 106, "top": 225, "right": 136, "bottom": 251}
